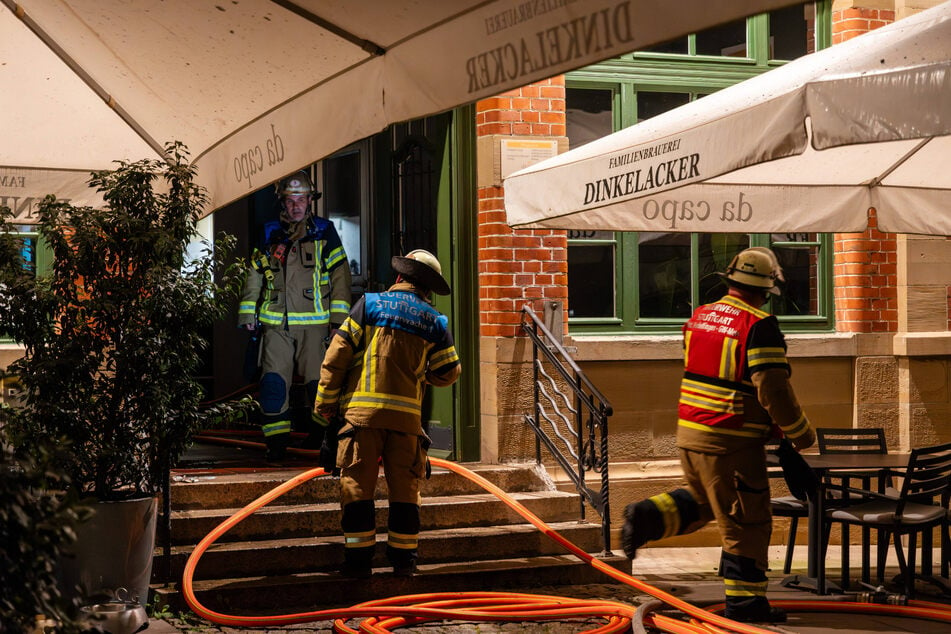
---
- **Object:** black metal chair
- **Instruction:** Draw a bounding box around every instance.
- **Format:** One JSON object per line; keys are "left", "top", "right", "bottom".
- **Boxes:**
{"left": 770, "top": 428, "right": 889, "bottom": 577}
{"left": 770, "top": 491, "right": 808, "bottom": 574}
{"left": 815, "top": 427, "right": 891, "bottom": 588}
{"left": 827, "top": 441, "right": 951, "bottom": 599}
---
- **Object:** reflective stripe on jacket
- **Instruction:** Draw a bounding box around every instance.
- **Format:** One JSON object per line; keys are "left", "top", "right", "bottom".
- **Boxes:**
{"left": 677, "top": 294, "right": 805, "bottom": 452}
{"left": 316, "top": 282, "right": 461, "bottom": 435}
{"left": 237, "top": 216, "right": 351, "bottom": 328}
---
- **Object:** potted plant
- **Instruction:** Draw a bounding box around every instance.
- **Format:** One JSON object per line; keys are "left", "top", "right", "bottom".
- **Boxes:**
{"left": 0, "top": 142, "right": 250, "bottom": 608}
{"left": 0, "top": 425, "right": 91, "bottom": 632}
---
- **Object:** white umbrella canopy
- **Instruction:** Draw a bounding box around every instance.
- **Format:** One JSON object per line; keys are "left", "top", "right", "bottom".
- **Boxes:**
{"left": 505, "top": 1, "right": 951, "bottom": 236}
{"left": 0, "top": 0, "right": 801, "bottom": 220}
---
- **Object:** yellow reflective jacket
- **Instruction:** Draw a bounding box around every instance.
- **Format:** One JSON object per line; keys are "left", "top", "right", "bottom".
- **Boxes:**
{"left": 316, "top": 282, "right": 461, "bottom": 435}
{"left": 237, "top": 216, "right": 351, "bottom": 328}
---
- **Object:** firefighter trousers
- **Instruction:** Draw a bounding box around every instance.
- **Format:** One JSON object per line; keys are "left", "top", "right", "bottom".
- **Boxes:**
{"left": 257, "top": 325, "right": 328, "bottom": 439}
{"left": 337, "top": 425, "right": 428, "bottom": 570}
{"left": 631, "top": 445, "right": 773, "bottom": 617}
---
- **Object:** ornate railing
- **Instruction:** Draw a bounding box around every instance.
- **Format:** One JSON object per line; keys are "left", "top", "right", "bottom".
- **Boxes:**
{"left": 520, "top": 305, "right": 614, "bottom": 555}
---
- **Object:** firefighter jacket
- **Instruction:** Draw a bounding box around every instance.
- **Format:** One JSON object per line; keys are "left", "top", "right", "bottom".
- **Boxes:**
{"left": 237, "top": 215, "right": 351, "bottom": 328}
{"left": 677, "top": 294, "right": 814, "bottom": 454}
{"left": 315, "top": 282, "right": 462, "bottom": 436}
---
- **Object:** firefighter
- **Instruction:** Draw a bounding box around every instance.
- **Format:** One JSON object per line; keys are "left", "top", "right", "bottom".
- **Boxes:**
{"left": 621, "top": 247, "right": 815, "bottom": 624}
{"left": 237, "top": 170, "right": 352, "bottom": 463}
{"left": 314, "top": 249, "right": 461, "bottom": 578}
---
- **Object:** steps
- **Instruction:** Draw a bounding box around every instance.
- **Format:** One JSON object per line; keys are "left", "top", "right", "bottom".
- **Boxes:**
{"left": 151, "top": 462, "right": 630, "bottom": 613}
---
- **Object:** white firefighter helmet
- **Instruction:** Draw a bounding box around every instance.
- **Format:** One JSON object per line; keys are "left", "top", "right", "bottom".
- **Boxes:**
{"left": 278, "top": 170, "right": 320, "bottom": 199}
{"left": 721, "top": 247, "right": 784, "bottom": 295}
{"left": 391, "top": 249, "right": 451, "bottom": 295}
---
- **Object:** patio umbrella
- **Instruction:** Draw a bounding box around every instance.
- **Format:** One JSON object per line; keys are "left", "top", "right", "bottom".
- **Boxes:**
{"left": 0, "top": 0, "right": 799, "bottom": 218}
{"left": 505, "top": 1, "right": 951, "bottom": 236}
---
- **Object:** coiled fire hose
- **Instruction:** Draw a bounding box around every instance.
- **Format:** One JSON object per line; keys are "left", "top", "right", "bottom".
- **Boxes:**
{"left": 182, "top": 439, "right": 951, "bottom": 633}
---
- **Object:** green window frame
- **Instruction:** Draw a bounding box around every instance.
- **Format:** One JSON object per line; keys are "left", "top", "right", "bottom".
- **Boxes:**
{"left": 565, "top": 1, "right": 833, "bottom": 335}
{"left": 3, "top": 227, "right": 52, "bottom": 278}
{"left": 1, "top": 227, "right": 52, "bottom": 342}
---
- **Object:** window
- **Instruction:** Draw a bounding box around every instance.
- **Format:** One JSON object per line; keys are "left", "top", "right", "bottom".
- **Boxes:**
{"left": 3, "top": 226, "right": 50, "bottom": 278}
{"left": 317, "top": 141, "right": 369, "bottom": 291}
{"left": 643, "top": 18, "right": 748, "bottom": 57}
{"left": 641, "top": 3, "right": 820, "bottom": 60}
{"left": 1, "top": 225, "right": 52, "bottom": 342}
{"left": 565, "top": 2, "right": 832, "bottom": 333}
{"left": 769, "top": 3, "right": 820, "bottom": 59}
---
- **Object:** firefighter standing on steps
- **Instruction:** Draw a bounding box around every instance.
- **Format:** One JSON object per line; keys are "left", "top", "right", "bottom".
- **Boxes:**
{"left": 237, "top": 170, "right": 352, "bottom": 463}
{"left": 314, "top": 249, "right": 461, "bottom": 578}
{"left": 621, "top": 247, "right": 815, "bottom": 624}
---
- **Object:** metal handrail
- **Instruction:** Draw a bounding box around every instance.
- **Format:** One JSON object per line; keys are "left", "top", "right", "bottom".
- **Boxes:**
{"left": 520, "top": 305, "right": 614, "bottom": 555}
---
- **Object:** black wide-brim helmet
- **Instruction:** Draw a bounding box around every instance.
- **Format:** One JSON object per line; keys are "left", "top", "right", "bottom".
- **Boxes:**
{"left": 391, "top": 249, "right": 451, "bottom": 295}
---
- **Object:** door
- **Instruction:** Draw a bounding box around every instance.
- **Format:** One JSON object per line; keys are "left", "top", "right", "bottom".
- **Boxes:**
{"left": 388, "top": 110, "right": 479, "bottom": 461}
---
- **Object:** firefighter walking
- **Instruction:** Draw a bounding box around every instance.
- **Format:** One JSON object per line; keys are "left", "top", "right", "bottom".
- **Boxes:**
{"left": 237, "top": 170, "right": 352, "bottom": 462}
{"left": 621, "top": 247, "right": 815, "bottom": 624}
{"left": 314, "top": 249, "right": 461, "bottom": 578}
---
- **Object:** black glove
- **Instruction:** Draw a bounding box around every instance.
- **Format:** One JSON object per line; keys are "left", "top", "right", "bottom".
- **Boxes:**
{"left": 319, "top": 416, "right": 345, "bottom": 476}
{"left": 420, "top": 431, "right": 433, "bottom": 479}
{"left": 775, "top": 438, "right": 819, "bottom": 501}
{"left": 319, "top": 434, "right": 339, "bottom": 475}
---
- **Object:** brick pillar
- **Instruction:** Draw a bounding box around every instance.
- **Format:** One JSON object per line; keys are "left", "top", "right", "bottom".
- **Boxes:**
{"left": 831, "top": 4, "right": 895, "bottom": 43}
{"left": 830, "top": 6, "right": 897, "bottom": 333}
{"left": 476, "top": 77, "right": 569, "bottom": 462}
{"left": 476, "top": 79, "right": 568, "bottom": 338}
{"left": 833, "top": 210, "right": 898, "bottom": 333}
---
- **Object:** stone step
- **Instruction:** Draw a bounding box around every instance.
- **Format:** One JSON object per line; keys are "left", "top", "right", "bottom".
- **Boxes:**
{"left": 152, "top": 461, "right": 626, "bottom": 616}
{"left": 156, "top": 521, "right": 606, "bottom": 580}
{"left": 167, "top": 490, "right": 582, "bottom": 545}
{"left": 168, "top": 462, "right": 551, "bottom": 510}
{"left": 154, "top": 553, "right": 631, "bottom": 614}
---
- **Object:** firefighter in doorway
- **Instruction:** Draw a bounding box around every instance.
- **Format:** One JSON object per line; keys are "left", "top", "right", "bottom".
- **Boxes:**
{"left": 237, "top": 170, "right": 352, "bottom": 463}
{"left": 621, "top": 247, "right": 815, "bottom": 624}
{"left": 314, "top": 249, "right": 461, "bottom": 578}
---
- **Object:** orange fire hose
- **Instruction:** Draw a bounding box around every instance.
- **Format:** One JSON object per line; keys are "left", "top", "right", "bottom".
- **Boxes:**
{"left": 182, "top": 438, "right": 951, "bottom": 633}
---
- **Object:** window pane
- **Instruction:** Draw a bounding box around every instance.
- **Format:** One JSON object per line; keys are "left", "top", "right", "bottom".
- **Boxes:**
{"left": 636, "top": 92, "right": 690, "bottom": 123}
{"left": 771, "top": 233, "right": 820, "bottom": 316}
{"left": 637, "top": 233, "right": 692, "bottom": 318}
{"left": 18, "top": 235, "right": 37, "bottom": 276}
{"left": 567, "top": 243, "right": 615, "bottom": 318}
{"left": 566, "top": 88, "right": 613, "bottom": 149}
{"left": 699, "top": 234, "right": 750, "bottom": 306}
{"left": 770, "top": 2, "right": 817, "bottom": 59}
{"left": 4, "top": 229, "right": 39, "bottom": 277}
{"left": 695, "top": 19, "right": 747, "bottom": 57}
{"left": 323, "top": 150, "right": 363, "bottom": 279}
{"left": 643, "top": 37, "right": 688, "bottom": 54}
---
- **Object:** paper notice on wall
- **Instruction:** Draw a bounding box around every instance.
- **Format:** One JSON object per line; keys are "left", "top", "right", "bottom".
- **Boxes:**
{"left": 500, "top": 139, "right": 559, "bottom": 180}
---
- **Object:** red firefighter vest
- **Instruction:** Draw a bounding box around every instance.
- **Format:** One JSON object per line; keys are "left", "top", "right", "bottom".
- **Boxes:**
{"left": 678, "top": 295, "right": 780, "bottom": 441}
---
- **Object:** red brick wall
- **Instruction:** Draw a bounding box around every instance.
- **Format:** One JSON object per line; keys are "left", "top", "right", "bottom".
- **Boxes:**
{"left": 833, "top": 210, "right": 898, "bottom": 332}
{"left": 832, "top": 6, "right": 895, "bottom": 43}
{"left": 831, "top": 7, "right": 897, "bottom": 332}
{"left": 477, "top": 78, "right": 568, "bottom": 338}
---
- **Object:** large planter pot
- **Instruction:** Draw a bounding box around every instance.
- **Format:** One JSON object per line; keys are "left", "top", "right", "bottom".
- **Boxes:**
{"left": 60, "top": 495, "right": 158, "bottom": 608}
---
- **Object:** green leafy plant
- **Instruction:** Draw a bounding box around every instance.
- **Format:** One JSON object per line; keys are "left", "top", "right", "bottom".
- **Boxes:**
{"left": 0, "top": 419, "right": 90, "bottom": 632}
{"left": 0, "top": 142, "right": 252, "bottom": 501}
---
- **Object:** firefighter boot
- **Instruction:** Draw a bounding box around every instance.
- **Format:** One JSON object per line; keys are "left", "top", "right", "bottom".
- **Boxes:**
{"left": 265, "top": 433, "right": 290, "bottom": 464}
{"left": 621, "top": 499, "right": 665, "bottom": 559}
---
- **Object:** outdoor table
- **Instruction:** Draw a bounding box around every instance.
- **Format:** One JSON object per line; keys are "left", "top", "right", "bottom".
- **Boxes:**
{"left": 768, "top": 451, "right": 910, "bottom": 595}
